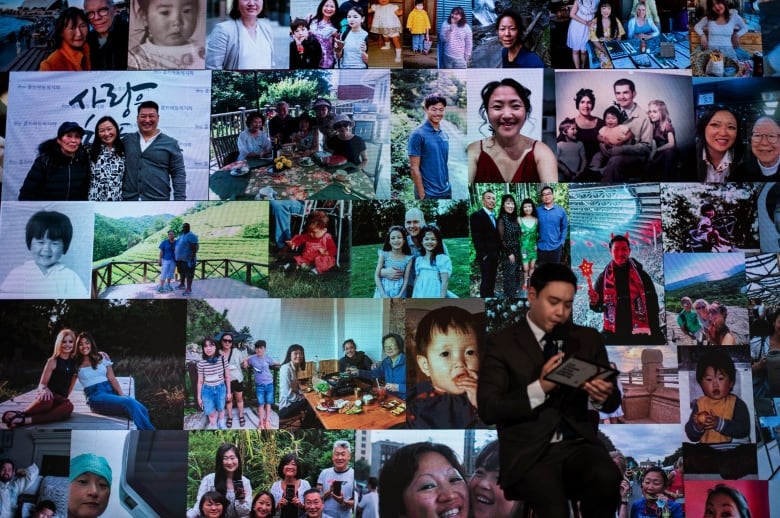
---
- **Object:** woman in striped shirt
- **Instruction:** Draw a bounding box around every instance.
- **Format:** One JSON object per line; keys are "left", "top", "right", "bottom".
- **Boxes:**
{"left": 197, "top": 337, "right": 232, "bottom": 429}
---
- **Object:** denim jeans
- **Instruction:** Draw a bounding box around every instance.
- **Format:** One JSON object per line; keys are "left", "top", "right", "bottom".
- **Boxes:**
{"left": 412, "top": 34, "right": 424, "bottom": 51}
{"left": 201, "top": 383, "right": 226, "bottom": 416}
{"left": 84, "top": 380, "right": 155, "bottom": 430}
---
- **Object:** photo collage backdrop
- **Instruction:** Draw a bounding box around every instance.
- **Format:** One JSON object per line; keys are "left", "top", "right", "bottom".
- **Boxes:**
{"left": 0, "top": 0, "right": 780, "bottom": 515}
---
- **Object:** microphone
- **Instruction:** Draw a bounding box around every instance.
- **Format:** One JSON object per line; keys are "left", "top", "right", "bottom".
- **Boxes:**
{"left": 550, "top": 323, "right": 568, "bottom": 355}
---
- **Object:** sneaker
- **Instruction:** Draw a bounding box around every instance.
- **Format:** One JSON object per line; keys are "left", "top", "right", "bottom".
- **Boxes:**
{"left": 157, "top": 286, "right": 164, "bottom": 293}
{"left": 175, "top": 284, "right": 186, "bottom": 290}
{"left": 183, "top": 289, "right": 192, "bottom": 296}
{"left": 381, "top": 42, "right": 391, "bottom": 49}
{"left": 309, "top": 268, "right": 319, "bottom": 276}
{"left": 395, "top": 55, "right": 402, "bottom": 63}
{"left": 217, "top": 421, "right": 226, "bottom": 430}
{"left": 165, "top": 285, "right": 174, "bottom": 292}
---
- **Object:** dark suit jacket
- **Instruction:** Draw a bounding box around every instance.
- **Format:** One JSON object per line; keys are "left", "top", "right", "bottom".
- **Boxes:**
{"left": 469, "top": 208, "right": 500, "bottom": 259}
{"left": 477, "top": 318, "right": 619, "bottom": 493}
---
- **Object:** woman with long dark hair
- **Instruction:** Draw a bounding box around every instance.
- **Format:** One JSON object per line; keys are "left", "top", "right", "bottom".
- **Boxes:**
{"left": 278, "top": 344, "right": 320, "bottom": 429}
{"left": 439, "top": 6, "right": 471, "bottom": 68}
{"left": 467, "top": 78, "right": 557, "bottom": 183}
{"left": 187, "top": 443, "right": 252, "bottom": 518}
{"left": 74, "top": 331, "right": 155, "bottom": 430}
{"left": 497, "top": 194, "right": 521, "bottom": 297}
{"left": 308, "top": 0, "right": 341, "bottom": 68}
{"left": 695, "top": 106, "right": 744, "bottom": 182}
{"left": 88, "top": 116, "right": 125, "bottom": 201}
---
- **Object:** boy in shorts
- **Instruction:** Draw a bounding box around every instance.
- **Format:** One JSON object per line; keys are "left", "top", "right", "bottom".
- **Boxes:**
{"left": 244, "top": 340, "right": 279, "bottom": 429}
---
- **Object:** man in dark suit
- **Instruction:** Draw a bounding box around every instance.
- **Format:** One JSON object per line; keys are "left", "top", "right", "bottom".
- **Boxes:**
{"left": 470, "top": 190, "right": 500, "bottom": 297}
{"left": 478, "top": 263, "right": 622, "bottom": 518}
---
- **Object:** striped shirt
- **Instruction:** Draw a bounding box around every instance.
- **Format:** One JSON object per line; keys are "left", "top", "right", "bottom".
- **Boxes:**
{"left": 198, "top": 358, "right": 226, "bottom": 386}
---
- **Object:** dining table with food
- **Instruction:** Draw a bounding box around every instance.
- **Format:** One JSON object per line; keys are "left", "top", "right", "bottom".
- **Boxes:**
{"left": 300, "top": 375, "right": 406, "bottom": 430}
{"left": 212, "top": 148, "right": 376, "bottom": 201}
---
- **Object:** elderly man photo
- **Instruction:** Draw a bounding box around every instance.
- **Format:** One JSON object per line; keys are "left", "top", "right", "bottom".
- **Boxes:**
{"left": 268, "top": 101, "right": 298, "bottom": 144}
{"left": 601, "top": 78, "right": 653, "bottom": 183}
{"left": 122, "top": 101, "right": 187, "bottom": 201}
{"left": 312, "top": 97, "right": 337, "bottom": 143}
{"left": 408, "top": 94, "right": 451, "bottom": 199}
{"left": 84, "top": 0, "right": 128, "bottom": 70}
{"left": 316, "top": 440, "right": 354, "bottom": 518}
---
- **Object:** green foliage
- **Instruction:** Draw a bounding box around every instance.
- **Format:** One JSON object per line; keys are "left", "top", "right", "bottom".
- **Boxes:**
{"left": 241, "top": 223, "right": 265, "bottom": 239}
{"left": 350, "top": 237, "right": 471, "bottom": 298}
{"left": 268, "top": 269, "right": 351, "bottom": 298}
{"left": 187, "top": 298, "right": 236, "bottom": 344}
{"left": 660, "top": 183, "right": 761, "bottom": 252}
{"left": 186, "top": 429, "right": 353, "bottom": 508}
{"left": 390, "top": 112, "right": 416, "bottom": 196}
{"left": 444, "top": 111, "right": 464, "bottom": 131}
{"left": 352, "top": 200, "right": 469, "bottom": 246}
{"left": 211, "top": 71, "right": 333, "bottom": 113}
{"left": 259, "top": 78, "right": 323, "bottom": 113}
{"left": 665, "top": 273, "right": 747, "bottom": 312}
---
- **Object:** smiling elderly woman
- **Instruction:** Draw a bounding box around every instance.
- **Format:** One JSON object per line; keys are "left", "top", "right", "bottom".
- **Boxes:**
{"left": 746, "top": 116, "right": 780, "bottom": 180}
{"left": 40, "top": 8, "right": 91, "bottom": 71}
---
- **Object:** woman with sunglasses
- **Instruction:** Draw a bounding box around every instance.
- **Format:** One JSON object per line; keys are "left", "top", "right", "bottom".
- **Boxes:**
{"left": 707, "top": 301, "right": 737, "bottom": 346}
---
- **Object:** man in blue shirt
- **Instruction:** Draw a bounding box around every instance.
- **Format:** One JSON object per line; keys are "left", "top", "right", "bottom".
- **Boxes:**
{"left": 174, "top": 222, "right": 199, "bottom": 295}
{"left": 536, "top": 185, "right": 568, "bottom": 265}
{"left": 408, "top": 94, "right": 451, "bottom": 199}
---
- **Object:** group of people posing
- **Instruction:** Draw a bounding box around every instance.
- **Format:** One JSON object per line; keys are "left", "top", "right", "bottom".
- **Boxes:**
{"left": 1, "top": 328, "right": 155, "bottom": 430}
{"left": 470, "top": 186, "right": 565, "bottom": 298}
{"left": 18, "top": 101, "right": 186, "bottom": 201}
{"left": 556, "top": 80, "right": 676, "bottom": 183}
{"left": 186, "top": 440, "right": 356, "bottom": 518}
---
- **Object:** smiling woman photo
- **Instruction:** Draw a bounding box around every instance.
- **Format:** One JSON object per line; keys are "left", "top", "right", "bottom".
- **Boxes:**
{"left": 40, "top": 8, "right": 91, "bottom": 71}
{"left": 469, "top": 441, "right": 523, "bottom": 518}
{"left": 467, "top": 78, "right": 556, "bottom": 183}
{"left": 696, "top": 106, "right": 744, "bottom": 182}
{"left": 379, "top": 442, "right": 469, "bottom": 518}
{"left": 187, "top": 443, "right": 252, "bottom": 518}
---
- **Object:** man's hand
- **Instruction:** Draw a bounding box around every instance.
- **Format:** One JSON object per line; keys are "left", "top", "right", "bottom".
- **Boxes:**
{"left": 588, "top": 288, "right": 599, "bottom": 305}
{"left": 539, "top": 352, "right": 564, "bottom": 393}
{"left": 582, "top": 378, "right": 614, "bottom": 403}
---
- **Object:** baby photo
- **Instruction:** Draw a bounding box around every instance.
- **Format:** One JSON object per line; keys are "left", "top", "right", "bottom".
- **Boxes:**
{"left": 405, "top": 298, "right": 486, "bottom": 429}
{"left": 128, "top": 0, "right": 206, "bottom": 69}
{"left": 680, "top": 346, "right": 758, "bottom": 480}
{"left": 0, "top": 202, "right": 93, "bottom": 299}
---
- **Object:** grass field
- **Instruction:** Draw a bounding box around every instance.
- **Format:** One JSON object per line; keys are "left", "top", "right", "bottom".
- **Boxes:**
{"left": 268, "top": 267, "right": 351, "bottom": 298}
{"left": 112, "top": 355, "right": 184, "bottom": 430}
{"left": 95, "top": 203, "right": 269, "bottom": 265}
{"left": 350, "top": 238, "right": 472, "bottom": 298}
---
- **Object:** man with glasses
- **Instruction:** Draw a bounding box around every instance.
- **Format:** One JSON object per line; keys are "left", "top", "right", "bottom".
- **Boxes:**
{"left": 536, "top": 185, "right": 568, "bottom": 265}
{"left": 326, "top": 114, "right": 368, "bottom": 172}
{"left": 408, "top": 94, "right": 451, "bottom": 199}
{"left": 84, "top": 0, "right": 128, "bottom": 70}
{"left": 746, "top": 116, "right": 780, "bottom": 180}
